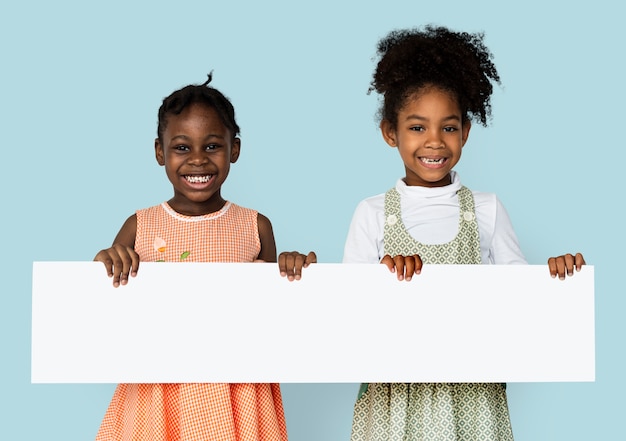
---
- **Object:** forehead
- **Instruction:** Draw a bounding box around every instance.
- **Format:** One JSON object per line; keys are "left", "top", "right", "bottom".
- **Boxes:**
{"left": 164, "top": 102, "right": 231, "bottom": 137}
{"left": 401, "top": 86, "right": 461, "bottom": 116}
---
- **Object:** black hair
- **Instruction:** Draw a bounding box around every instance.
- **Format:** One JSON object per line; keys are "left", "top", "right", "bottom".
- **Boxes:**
{"left": 370, "top": 25, "right": 500, "bottom": 127}
{"left": 157, "top": 72, "right": 240, "bottom": 142}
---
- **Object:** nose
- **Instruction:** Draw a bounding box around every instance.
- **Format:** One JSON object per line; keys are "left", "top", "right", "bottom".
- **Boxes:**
{"left": 425, "top": 131, "right": 444, "bottom": 149}
{"left": 187, "top": 149, "right": 210, "bottom": 166}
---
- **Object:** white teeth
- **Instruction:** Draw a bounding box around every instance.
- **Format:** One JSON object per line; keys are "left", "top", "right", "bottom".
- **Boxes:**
{"left": 185, "top": 175, "right": 211, "bottom": 183}
{"left": 421, "top": 158, "right": 444, "bottom": 164}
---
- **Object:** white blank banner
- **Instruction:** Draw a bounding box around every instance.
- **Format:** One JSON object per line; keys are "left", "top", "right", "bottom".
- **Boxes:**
{"left": 31, "top": 262, "right": 594, "bottom": 383}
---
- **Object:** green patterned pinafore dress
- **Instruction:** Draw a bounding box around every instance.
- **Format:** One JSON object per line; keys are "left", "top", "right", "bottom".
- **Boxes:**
{"left": 349, "top": 186, "right": 514, "bottom": 441}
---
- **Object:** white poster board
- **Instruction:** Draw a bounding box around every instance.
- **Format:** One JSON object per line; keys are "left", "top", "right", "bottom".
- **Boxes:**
{"left": 31, "top": 262, "right": 594, "bottom": 383}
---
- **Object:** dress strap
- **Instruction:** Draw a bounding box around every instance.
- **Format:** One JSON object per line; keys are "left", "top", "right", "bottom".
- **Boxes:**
{"left": 382, "top": 186, "right": 481, "bottom": 264}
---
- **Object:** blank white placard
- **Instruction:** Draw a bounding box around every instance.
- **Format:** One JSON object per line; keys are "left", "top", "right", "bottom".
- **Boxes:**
{"left": 31, "top": 262, "right": 594, "bottom": 383}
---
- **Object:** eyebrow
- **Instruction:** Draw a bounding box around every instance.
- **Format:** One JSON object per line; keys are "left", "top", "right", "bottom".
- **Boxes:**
{"left": 404, "top": 114, "right": 461, "bottom": 122}
{"left": 169, "top": 134, "right": 226, "bottom": 142}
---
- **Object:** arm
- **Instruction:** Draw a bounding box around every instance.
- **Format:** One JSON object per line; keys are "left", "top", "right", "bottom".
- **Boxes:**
{"left": 488, "top": 196, "right": 585, "bottom": 278}
{"left": 483, "top": 195, "right": 527, "bottom": 264}
{"left": 93, "top": 214, "right": 139, "bottom": 287}
{"left": 256, "top": 213, "right": 277, "bottom": 263}
{"left": 257, "top": 213, "right": 316, "bottom": 281}
{"left": 343, "top": 199, "right": 384, "bottom": 264}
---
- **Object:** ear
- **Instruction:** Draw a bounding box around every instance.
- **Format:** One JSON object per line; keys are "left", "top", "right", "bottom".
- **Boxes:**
{"left": 380, "top": 120, "right": 397, "bottom": 148}
{"left": 155, "top": 138, "right": 165, "bottom": 166}
{"left": 230, "top": 137, "right": 241, "bottom": 164}
{"left": 461, "top": 120, "right": 471, "bottom": 147}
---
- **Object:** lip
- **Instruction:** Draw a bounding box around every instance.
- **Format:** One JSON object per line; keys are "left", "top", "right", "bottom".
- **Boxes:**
{"left": 181, "top": 174, "right": 215, "bottom": 189}
{"left": 418, "top": 156, "right": 448, "bottom": 169}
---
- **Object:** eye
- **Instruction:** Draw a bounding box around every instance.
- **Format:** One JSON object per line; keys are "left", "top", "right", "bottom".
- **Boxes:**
{"left": 443, "top": 126, "right": 458, "bottom": 133}
{"left": 205, "top": 143, "right": 220, "bottom": 151}
{"left": 409, "top": 125, "right": 425, "bottom": 132}
{"left": 174, "top": 144, "right": 189, "bottom": 151}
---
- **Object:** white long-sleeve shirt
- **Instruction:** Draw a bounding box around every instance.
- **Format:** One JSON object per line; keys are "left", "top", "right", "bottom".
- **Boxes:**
{"left": 343, "top": 172, "right": 527, "bottom": 265}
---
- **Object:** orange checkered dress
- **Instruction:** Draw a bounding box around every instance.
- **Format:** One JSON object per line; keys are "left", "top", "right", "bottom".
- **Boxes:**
{"left": 96, "top": 202, "right": 288, "bottom": 441}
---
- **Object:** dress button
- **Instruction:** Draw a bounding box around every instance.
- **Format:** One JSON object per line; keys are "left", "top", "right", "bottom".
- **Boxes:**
{"left": 463, "top": 211, "right": 475, "bottom": 221}
{"left": 386, "top": 214, "right": 398, "bottom": 226}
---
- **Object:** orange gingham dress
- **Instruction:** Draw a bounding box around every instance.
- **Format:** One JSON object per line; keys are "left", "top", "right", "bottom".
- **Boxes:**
{"left": 96, "top": 201, "right": 288, "bottom": 441}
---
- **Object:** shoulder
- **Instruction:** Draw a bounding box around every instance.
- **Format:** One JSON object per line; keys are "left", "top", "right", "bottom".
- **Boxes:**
{"left": 257, "top": 212, "right": 273, "bottom": 231}
{"left": 221, "top": 202, "right": 259, "bottom": 225}
{"left": 225, "top": 202, "right": 258, "bottom": 216}
{"left": 224, "top": 202, "right": 269, "bottom": 233}
{"left": 470, "top": 190, "right": 511, "bottom": 217}
{"left": 469, "top": 189, "right": 498, "bottom": 210}
{"left": 346, "top": 192, "right": 387, "bottom": 240}
{"left": 136, "top": 203, "right": 167, "bottom": 217}
{"left": 352, "top": 192, "right": 386, "bottom": 216}
{"left": 121, "top": 213, "right": 137, "bottom": 230}
{"left": 466, "top": 189, "right": 503, "bottom": 230}
{"left": 113, "top": 213, "right": 138, "bottom": 247}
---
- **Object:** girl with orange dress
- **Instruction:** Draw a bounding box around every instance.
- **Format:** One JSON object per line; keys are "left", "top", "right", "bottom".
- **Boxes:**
{"left": 94, "top": 74, "right": 315, "bottom": 441}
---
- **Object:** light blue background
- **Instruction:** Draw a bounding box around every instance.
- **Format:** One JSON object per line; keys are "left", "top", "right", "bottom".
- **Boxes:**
{"left": 1, "top": 1, "right": 623, "bottom": 440}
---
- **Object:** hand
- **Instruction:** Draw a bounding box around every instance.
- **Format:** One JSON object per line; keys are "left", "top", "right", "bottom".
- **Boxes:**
{"left": 380, "top": 254, "right": 423, "bottom": 281}
{"left": 94, "top": 243, "right": 140, "bottom": 287}
{"left": 278, "top": 251, "right": 317, "bottom": 281}
{"left": 547, "top": 252, "right": 585, "bottom": 280}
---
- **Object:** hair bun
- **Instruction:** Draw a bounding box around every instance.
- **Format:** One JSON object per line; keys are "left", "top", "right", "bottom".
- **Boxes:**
{"left": 201, "top": 71, "right": 214, "bottom": 87}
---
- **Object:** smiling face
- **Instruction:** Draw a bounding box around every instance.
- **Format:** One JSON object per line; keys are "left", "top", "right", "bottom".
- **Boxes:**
{"left": 381, "top": 86, "right": 471, "bottom": 187}
{"left": 155, "top": 102, "right": 240, "bottom": 216}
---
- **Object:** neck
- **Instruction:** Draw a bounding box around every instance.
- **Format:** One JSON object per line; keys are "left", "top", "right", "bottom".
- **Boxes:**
{"left": 167, "top": 194, "right": 227, "bottom": 216}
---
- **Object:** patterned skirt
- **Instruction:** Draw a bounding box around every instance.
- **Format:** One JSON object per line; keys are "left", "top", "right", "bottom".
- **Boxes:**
{"left": 350, "top": 383, "right": 514, "bottom": 441}
{"left": 96, "top": 383, "right": 287, "bottom": 441}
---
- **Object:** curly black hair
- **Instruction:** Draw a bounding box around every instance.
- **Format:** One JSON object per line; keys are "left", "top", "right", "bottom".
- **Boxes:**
{"left": 157, "top": 72, "right": 240, "bottom": 142}
{"left": 371, "top": 25, "right": 500, "bottom": 127}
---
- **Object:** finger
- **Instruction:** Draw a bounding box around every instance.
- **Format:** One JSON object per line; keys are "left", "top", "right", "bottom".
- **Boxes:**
{"left": 117, "top": 247, "right": 135, "bottom": 286}
{"left": 413, "top": 254, "right": 423, "bottom": 275}
{"left": 94, "top": 250, "right": 115, "bottom": 278}
{"left": 278, "top": 252, "right": 287, "bottom": 276}
{"left": 380, "top": 255, "right": 395, "bottom": 273}
{"left": 291, "top": 253, "right": 307, "bottom": 281}
{"left": 404, "top": 256, "right": 415, "bottom": 281}
{"left": 110, "top": 244, "right": 138, "bottom": 286}
{"left": 547, "top": 257, "right": 557, "bottom": 278}
{"left": 282, "top": 252, "right": 298, "bottom": 281}
{"left": 564, "top": 253, "right": 575, "bottom": 276}
{"left": 129, "top": 250, "right": 140, "bottom": 278}
{"left": 555, "top": 256, "right": 566, "bottom": 280}
{"left": 393, "top": 255, "right": 405, "bottom": 281}
{"left": 109, "top": 252, "right": 125, "bottom": 287}
{"left": 304, "top": 251, "right": 317, "bottom": 267}
{"left": 575, "top": 253, "right": 586, "bottom": 271}
{"left": 278, "top": 251, "right": 297, "bottom": 278}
